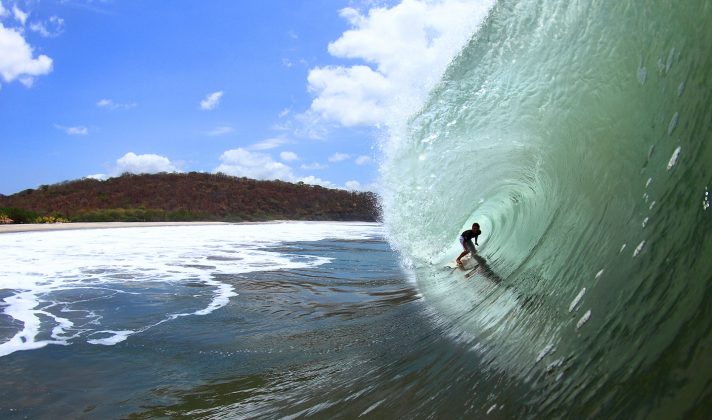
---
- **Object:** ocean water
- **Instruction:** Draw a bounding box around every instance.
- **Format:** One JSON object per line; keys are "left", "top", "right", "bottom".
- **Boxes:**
{"left": 3, "top": 0, "right": 712, "bottom": 418}
{"left": 0, "top": 223, "right": 425, "bottom": 418}
{"left": 379, "top": 0, "right": 712, "bottom": 417}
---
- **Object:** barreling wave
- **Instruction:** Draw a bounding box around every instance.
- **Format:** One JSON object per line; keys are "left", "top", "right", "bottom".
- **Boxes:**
{"left": 380, "top": 0, "right": 712, "bottom": 415}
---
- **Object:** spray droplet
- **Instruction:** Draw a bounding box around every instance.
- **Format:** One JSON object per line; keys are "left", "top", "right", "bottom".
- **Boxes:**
{"left": 665, "top": 47, "right": 676, "bottom": 73}
{"left": 642, "top": 217, "right": 649, "bottom": 228}
{"left": 637, "top": 66, "right": 647, "bottom": 85}
{"left": 576, "top": 310, "right": 591, "bottom": 329}
{"left": 645, "top": 178, "right": 652, "bottom": 188}
{"left": 703, "top": 187, "right": 710, "bottom": 211}
{"left": 620, "top": 243, "right": 627, "bottom": 253}
{"left": 678, "top": 81, "right": 686, "bottom": 97}
{"left": 595, "top": 269, "right": 604, "bottom": 280}
{"left": 667, "top": 146, "right": 681, "bottom": 170}
{"left": 667, "top": 112, "right": 679, "bottom": 135}
{"left": 422, "top": 133, "right": 438, "bottom": 143}
{"left": 536, "top": 343, "right": 556, "bottom": 363}
{"left": 569, "top": 288, "right": 586, "bottom": 312}
{"left": 649, "top": 201, "right": 656, "bottom": 210}
{"left": 633, "top": 240, "right": 646, "bottom": 257}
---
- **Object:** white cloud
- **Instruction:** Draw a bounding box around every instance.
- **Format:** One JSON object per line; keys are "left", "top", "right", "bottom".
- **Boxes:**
{"left": 345, "top": 180, "right": 377, "bottom": 191}
{"left": 206, "top": 125, "right": 234, "bottom": 136}
{"left": 280, "top": 151, "right": 299, "bottom": 161}
{"left": 0, "top": 2, "right": 6, "bottom": 17}
{"left": 307, "top": 65, "right": 391, "bottom": 127}
{"left": 85, "top": 173, "right": 108, "bottom": 181}
{"left": 297, "top": 176, "right": 335, "bottom": 188}
{"left": 328, "top": 152, "right": 350, "bottom": 163}
{"left": 12, "top": 6, "right": 27, "bottom": 26}
{"left": 55, "top": 124, "right": 88, "bottom": 135}
{"left": 0, "top": 23, "right": 53, "bottom": 85}
{"left": 306, "top": 0, "right": 494, "bottom": 127}
{"left": 29, "top": 16, "right": 65, "bottom": 38}
{"left": 96, "top": 98, "right": 137, "bottom": 110}
{"left": 355, "top": 155, "right": 372, "bottom": 165}
{"left": 200, "top": 91, "right": 223, "bottom": 110}
{"left": 345, "top": 180, "right": 362, "bottom": 190}
{"left": 215, "top": 148, "right": 294, "bottom": 181}
{"left": 115, "top": 152, "right": 177, "bottom": 175}
{"left": 278, "top": 108, "right": 291, "bottom": 118}
{"left": 300, "top": 162, "right": 328, "bottom": 170}
{"left": 250, "top": 136, "right": 290, "bottom": 150}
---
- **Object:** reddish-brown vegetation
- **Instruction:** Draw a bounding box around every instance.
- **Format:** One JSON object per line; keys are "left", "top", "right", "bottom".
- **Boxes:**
{"left": 0, "top": 173, "right": 380, "bottom": 222}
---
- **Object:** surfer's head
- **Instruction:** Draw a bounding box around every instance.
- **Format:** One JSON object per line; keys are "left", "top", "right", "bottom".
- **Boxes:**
{"left": 472, "top": 223, "right": 481, "bottom": 233}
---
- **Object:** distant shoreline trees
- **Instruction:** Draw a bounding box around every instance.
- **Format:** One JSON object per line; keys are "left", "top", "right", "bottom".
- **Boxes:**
{"left": 0, "top": 172, "right": 380, "bottom": 224}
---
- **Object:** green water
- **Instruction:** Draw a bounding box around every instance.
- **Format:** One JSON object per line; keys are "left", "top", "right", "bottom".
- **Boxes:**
{"left": 381, "top": 0, "right": 712, "bottom": 416}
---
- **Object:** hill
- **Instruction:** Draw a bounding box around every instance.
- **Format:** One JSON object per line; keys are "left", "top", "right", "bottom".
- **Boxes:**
{"left": 0, "top": 173, "right": 380, "bottom": 223}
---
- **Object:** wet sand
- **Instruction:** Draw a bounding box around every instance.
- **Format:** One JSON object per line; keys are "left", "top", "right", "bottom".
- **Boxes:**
{"left": 0, "top": 222, "right": 231, "bottom": 234}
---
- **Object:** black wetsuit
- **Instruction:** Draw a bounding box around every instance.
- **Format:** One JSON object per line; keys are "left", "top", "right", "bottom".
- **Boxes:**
{"left": 460, "top": 229, "right": 480, "bottom": 253}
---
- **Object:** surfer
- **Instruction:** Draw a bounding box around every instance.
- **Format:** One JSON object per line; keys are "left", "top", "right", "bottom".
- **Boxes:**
{"left": 456, "top": 223, "right": 481, "bottom": 267}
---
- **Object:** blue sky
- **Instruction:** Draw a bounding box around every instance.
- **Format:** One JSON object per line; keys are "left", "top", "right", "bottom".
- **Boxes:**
{"left": 0, "top": 0, "right": 491, "bottom": 195}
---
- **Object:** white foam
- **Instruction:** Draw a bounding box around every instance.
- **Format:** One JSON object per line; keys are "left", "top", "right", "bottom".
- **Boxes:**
{"left": 667, "top": 146, "right": 681, "bottom": 170}
{"left": 0, "top": 222, "right": 382, "bottom": 357}
{"left": 535, "top": 343, "right": 556, "bottom": 363}
{"left": 87, "top": 330, "right": 134, "bottom": 345}
{"left": 576, "top": 310, "right": 591, "bottom": 329}
{"left": 568, "top": 288, "right": 586, "bottom": 313}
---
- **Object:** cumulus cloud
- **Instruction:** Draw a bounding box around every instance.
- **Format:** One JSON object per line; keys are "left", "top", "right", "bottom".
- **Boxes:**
{"left": 206, "top": 125, "right": 234, "bottom": 136}
{"left": 29, "top": 16, "right": 65, "bottom": 37}
{"left": 97, "top": 98, "right": 136, "bottom": 110}
{"left": 306, "top": 0, "right": 494, "bottom": 127}
{"left": 280, "top": 151, "right": 299, "bottom": 161}
{"left": 116, "top": 152, "right": 177, "bottom": 174}
{"left": 200, "top": 91, "right": 223, "bottom": 110}
{"left": 215, "top": 148, "right": 294, "bottom": 181}
{"left": 328, "top": 152, "right": 350, "bottom": 163}
{"left": 308, "top": 65, "right": 391, "bottom": 127}
{"left": 0, "top": 23, "right": 53, "bottom": 86}
{"left": 355, "top": 155, "right": 372, "bottom": 165}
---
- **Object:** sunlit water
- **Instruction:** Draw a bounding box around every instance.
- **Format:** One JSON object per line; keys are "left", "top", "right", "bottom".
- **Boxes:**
{"left": 1, "top": 223, "right": 426, "bottom": 418}
{"left": 3, "top": 0, "right": 712, "bottom": 417}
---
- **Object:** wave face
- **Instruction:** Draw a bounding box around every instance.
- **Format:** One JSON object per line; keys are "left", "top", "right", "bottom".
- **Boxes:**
{"left": 381, "top": 0, "right": 712, "bottom": 415}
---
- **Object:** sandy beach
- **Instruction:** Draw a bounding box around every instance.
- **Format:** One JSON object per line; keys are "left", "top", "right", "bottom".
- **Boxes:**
{"left": 0, "top": 221, "right": 231, "bottom": 234}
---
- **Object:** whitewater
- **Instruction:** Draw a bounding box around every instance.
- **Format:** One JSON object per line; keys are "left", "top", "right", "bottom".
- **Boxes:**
{"left": 2, "top": 0, "right": 712, "bottom": 417}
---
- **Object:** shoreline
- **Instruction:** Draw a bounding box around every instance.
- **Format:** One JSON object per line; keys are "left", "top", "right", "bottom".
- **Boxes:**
{"left": 0, "top": 221, "right": 231, "bottom": 234}
{"left": 0, "top": 220, "right": 378, "bottom": 234}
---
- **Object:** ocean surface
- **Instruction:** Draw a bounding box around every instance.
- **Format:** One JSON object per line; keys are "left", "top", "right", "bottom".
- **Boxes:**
{"left": 3, "top": 0, "right": 712, "bottom": 418}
